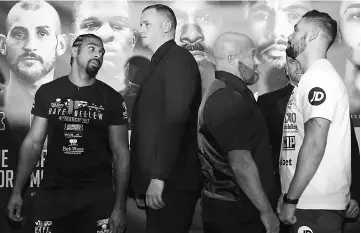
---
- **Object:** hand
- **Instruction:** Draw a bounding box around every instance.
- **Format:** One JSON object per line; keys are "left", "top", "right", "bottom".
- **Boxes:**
{"left": 7, "top": 193, "right": 23, "bottom": 222}
{"left": 146, "top": 179, "right": 165, "bottom": 210}
{"left": 109, "top": 208, "right": 126, "bottom": 233}
{"left": 278, "top": 203, "right": 297, "bottom": 225}
{"left": 346, "top": 199, "right": 360, "bottom": 219}
{"left": 260, "top": 211, "right": 280, "bottom": 233}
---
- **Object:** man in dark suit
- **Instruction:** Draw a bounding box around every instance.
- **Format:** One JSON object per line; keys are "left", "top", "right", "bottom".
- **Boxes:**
{"left": 257, "top": 55, "right": 303, "bottom": 199}
{"left": 130, "top": 4, "right": 202, "bottom": 233}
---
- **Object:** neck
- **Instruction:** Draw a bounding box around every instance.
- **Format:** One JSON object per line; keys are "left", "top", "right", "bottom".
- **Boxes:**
{"left": 150, "top": 36, "right": 173, "bottom": 54}
{"left": 9, "top": 70, "right": 54, "bottom": 97}
{"left": 345, "top": 58, "right": 360, "bottom": 89}
{"left": 68, "top": 64, "right": 96, "bottom": 87}
{"left": 297, "top": 48, "right": 327, "bottom": 73}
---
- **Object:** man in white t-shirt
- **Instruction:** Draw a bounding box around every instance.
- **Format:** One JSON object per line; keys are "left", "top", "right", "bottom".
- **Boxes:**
{"left": 278, "top": 10, "right": 351, "bottom": 233}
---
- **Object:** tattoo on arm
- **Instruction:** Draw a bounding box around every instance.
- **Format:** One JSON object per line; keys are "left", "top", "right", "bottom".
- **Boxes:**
{"left": 307, "top": 118, "right": 322, "bottom": 128}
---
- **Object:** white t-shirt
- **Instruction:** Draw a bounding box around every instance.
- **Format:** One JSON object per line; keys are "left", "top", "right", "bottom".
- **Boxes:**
{"left": 280, "top": 59, "right": 351, "bottom": 210}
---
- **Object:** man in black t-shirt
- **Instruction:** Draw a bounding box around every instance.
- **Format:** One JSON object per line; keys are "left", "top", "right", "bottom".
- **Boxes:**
{"left": 198, "top": 32, "right": 279, "bottom": 233}
{"left": 7, "top": 34, "right": 130, "bottom": 233}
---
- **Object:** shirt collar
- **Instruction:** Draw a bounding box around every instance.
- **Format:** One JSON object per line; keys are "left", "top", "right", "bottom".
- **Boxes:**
{"left": 215, "top": 71, "right": 248, "bottom": 93}
{"left": 151, "top": 40, "right": 176, "bottom": 64}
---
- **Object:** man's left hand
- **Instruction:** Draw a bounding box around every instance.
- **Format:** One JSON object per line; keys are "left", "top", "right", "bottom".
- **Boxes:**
{"left": 146, "top": 179, "right": 165, "bottom": 209}
{"left": 346, "top": 199, "right": 360, "bottom": 219}
{"left": 109, "top": 208, "right": 126, "bottom": 233}
{"left": 278, "top": 203, "right": 297, "bottom": 225}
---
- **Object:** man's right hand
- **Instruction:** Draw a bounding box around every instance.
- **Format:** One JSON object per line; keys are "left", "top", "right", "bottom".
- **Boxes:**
{"left": 7, "top": 193, "right": 23, "bottom": 222}
{"left": 261, "top": 211, "right": 280, "bottom": 233}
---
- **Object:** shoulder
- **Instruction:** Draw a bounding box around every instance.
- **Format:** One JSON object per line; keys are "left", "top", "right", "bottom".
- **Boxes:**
{"left": 167, "top": 44, "right": 198, "bottom": 67}
{"left": 205, "top": 88, "right": 248, "bottom": 116}
{"left": 96, "top": 80, "right": 125, "bottom": 101}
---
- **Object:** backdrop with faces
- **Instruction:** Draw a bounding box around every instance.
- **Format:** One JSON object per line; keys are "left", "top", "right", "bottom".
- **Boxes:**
{"left": 0, "top": 0, "right": 359, "bottom": 232}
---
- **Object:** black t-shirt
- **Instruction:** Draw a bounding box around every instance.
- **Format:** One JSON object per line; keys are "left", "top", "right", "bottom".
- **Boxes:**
{"left": 31, "top": 76, "right": 128, "bottom": 190}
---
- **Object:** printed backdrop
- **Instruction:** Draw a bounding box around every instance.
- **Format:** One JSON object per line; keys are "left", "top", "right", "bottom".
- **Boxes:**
{"left": 0, "top": 0, "right": 359, "bottom": 232}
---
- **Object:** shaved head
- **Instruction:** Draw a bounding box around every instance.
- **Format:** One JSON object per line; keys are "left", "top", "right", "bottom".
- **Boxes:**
{"left": 213, "top": 32, "right": 254, "bottom": 60}
{"left": 213, "top": 32, "right": 260, "bottom": 85}
{"left": 6, "top": 0, "right": 61, "bottom": 36}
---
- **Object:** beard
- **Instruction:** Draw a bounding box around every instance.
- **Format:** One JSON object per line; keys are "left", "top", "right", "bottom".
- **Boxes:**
{"left": 286, "top": 36, "right": 307, "bottom": 60}
{"left": 85, "top": 59, "right": 102, "bottom": 77}
{"left": 13, "top": 56, "right": 55, "bottom": 84}
{"left": 238, "top": 61, "right": 259, "bottom": 85}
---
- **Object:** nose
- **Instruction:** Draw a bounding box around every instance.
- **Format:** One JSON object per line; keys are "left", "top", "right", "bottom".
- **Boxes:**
{"left": 96, "top": 23, "right": 114, "bottom": 43}
{"left": 267, "top": 13, "right": 288, "bottom": 41}
{"left": 255, "top": 56, "right": 260, "bottom": 66}
{"left": 23, "top": 33, "right": 39, "bottom": 52}
{"left": 180, "top": 24, "right": 204, "bottom": 44}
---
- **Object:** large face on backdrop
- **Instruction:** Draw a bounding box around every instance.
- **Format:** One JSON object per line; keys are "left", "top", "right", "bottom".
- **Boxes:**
{"left": 245, "top": 0, "right": 312, "bottom": 68}
{"left": 72, "top": 0, "right": 135, "bottom": 92}
{"left": 0, "top": 2, "right": 60, "bottom": 84}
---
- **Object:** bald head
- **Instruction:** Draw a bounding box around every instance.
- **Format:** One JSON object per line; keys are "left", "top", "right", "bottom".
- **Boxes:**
{"left": 6, "top": 0, "right": 61, "bottom": 36}
{"left": 213, "top": 32, "right": 260, "bottom": 85}
{"left": 213, "top": 32, "right": 254, "bottom": 60}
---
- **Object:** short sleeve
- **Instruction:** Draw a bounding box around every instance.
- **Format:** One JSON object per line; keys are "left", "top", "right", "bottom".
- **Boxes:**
{"left": 31, "top": 85, "right": 48, "bottom": 118}
{"left": 301, "top": 72, "right": 339, "bottom": 123}
{"left": 108, "top": 92, "right": 129, "bottom": 125}
{"left": 203, "top": 89, "right": 253, "bottom": 153}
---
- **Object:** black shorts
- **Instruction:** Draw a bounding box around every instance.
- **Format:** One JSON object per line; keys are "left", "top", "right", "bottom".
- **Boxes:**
{"left": 291, "top": 209, "right": 345, "bottom": 233}
{"left": 31, "top": 188, "right": 115, "bottom": 233}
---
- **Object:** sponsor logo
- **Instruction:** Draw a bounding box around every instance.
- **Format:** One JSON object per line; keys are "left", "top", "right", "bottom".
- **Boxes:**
{"left": 64, "top": 124, "right": 83, "bottom": 131}
{"left": 279, "top": 157, "right": 293, "bottom": 166}
{"left": 282, "top": 136, "right": 296, "bottom": 150}
{"left": 308, "top": 87, "right": 326, "bottom": 106}
{"left": 69, "top": 139, "right": 78, "bottom": 146}
{"left": 34, "top": 220, "right": 52, "bottom": 233}
{"left": 298, "top": 226, "right": 313, "bottom": 233}
{"left": 284, "top": 112, "right": 296, "bottom": 123}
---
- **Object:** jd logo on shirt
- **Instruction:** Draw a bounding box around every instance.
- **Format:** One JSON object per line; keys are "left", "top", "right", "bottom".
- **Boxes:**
{"left": 308, "top": 87, "right": 326, "bottom": 106}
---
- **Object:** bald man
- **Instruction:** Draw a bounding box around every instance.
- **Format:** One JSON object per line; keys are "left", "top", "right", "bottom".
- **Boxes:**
{"left": 0, "top": 0, "right": 67, "bottom": 127}
{"left": 198, "top": 32, "right": 279, "bottom": 233}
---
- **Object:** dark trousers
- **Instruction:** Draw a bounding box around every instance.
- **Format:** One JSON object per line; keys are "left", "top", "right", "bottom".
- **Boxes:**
{"left": 31, "top": 188, "right": 115, "bottom": 233}
{"left": 291, "top": 209, "right": 345, "bottom": 233}
{"left": 202, "top": 194, "right": 265, "bottom": 233}
{"left": 146, "top": 191, "right": 199, "bottom": 233}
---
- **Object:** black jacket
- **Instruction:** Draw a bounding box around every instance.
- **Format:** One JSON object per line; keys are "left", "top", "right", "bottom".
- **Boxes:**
{"left": 130, "top": 40, "right": 202, "bottom": 195}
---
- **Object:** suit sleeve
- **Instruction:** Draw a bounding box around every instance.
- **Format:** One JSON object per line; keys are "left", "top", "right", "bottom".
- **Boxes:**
{"left": 151, "top": 54, "right": 200, "bottom": 180}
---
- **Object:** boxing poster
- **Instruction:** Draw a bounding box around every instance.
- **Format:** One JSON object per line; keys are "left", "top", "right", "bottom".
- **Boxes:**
{"left": 0, "top": 1, "right": 359, "bottom": 232}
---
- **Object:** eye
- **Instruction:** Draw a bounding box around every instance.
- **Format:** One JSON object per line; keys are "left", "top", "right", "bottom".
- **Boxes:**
{"left": 349, "top": 12, "right": 360, "bottom": 20}
{"left": 83, "top": 21, "right": 101, "bottom": 31}
{"left": 111, "top": 23, "right": 125, "bottom": 31}
{"left": 197, "top": 14, "right": 212, "bottom": 22}
{"left": 252, "top": 11, "right": 269, "bottom": 21}
{"left": 38, "top": 29, "right": 49, "bottom": 38}
{"left": 288, "top": 12, "right": 302, "bottom": 21}
{"left": 89, "top": 46, "right": 95, "bottom": 51}
{"left": 10, "top": 29, "right": 27, "bottom": 40}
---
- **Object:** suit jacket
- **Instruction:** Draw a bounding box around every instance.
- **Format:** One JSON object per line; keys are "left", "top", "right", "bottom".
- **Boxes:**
{"left": 130, "top": 40, "right": 202, "bottom": 195}
{"left": 257, "top": 83, "right": 294, "bottom": 174}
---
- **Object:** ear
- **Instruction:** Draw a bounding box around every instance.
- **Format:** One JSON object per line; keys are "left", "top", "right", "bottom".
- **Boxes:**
{"left": 336, "top": 25, "right": 343, "bottom": 44}
{"left": 56, "top": 34, "right": 68, "bottom": 56}
{"left": 163, "top": 21, "right": 172, "bottom": 33}
{"left": 131, "top": 31, "right": 137, "bottom": 50}
{"left": 71, "top": 47, "right": 78, "bottom": 59}
{"left": 227, "top": 54, "right": 235, "bottom": 66}
{"left": 308, "top": 27, "right": 319, "bottom": 42}
{"left": 0, "top": 34, "right": 7, "bottom": 55}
